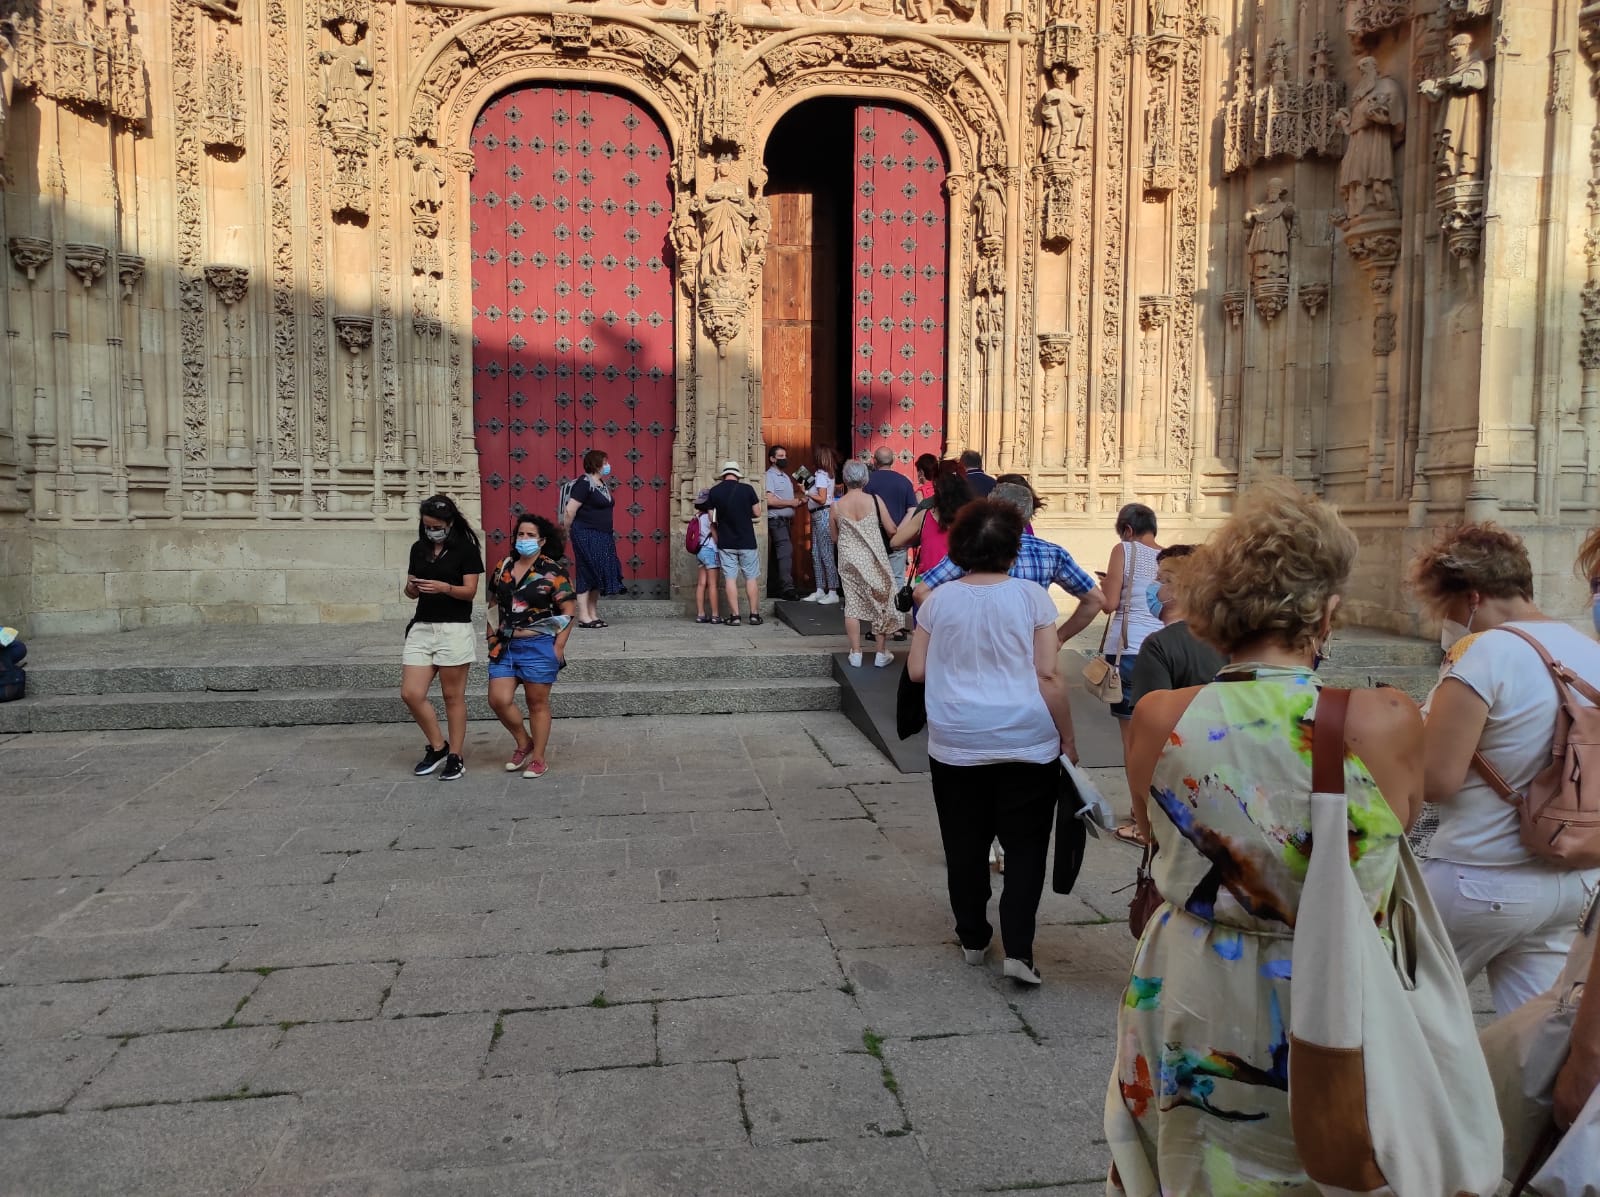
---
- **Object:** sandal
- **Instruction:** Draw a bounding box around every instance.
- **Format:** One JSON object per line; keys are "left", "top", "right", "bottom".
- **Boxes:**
{"left": 748, "top": 613, "right": 764, "bottom": 626}
{"left": 721, "top": 615, "right": 742, "bottom": 626}
{"left": 1113, "top": 823, "right": 1149, "bottom": 848}
{"left": 578, "top": 620, "right": 609, "bottom": 630}
{"left": 695, "top": 614, "right": 713, "bottom": 624}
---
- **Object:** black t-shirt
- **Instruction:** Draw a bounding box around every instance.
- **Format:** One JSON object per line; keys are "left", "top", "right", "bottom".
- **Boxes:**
{"left": 1128, "top": 620, "right": 1226, "bottom": 711}
{"left": 408, "top": 539, "right": 485, "bottom": 623}
{"left": 568, "top": 475, "right": 614, "bottom": 533}
{"left": 966, "top": 470, "right": 997, "bottom": 498}
{"left": 706, "top": 479, "right": 760, "bottom": 551}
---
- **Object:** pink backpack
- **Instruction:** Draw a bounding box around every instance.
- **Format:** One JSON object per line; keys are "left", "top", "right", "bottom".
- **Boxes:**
{"left": 684, "top": 515, "right": 706, "bottom": 555}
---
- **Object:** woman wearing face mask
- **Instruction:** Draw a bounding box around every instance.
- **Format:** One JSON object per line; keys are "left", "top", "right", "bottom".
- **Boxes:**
{"left": 486, "top": 513, "right": 575, "bottom": 780}
{"left": 402, "top": 494, "right": 484, "bottom": 782}
{"left": 563, "top": 448, "right": 626, "bottom": 629}
{"left": 1410, "top": 524, "right": 1600, "bottom": 1015}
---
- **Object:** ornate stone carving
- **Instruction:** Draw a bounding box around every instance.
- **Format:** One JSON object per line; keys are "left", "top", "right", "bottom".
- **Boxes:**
{"left": 1143, "top": 88, "right": 1177, "bottom": 198}
{"left": 8, "top": 235, "right": 52, "bottom": 281}
{"left": 116, "top": 253, "right": 145, "bottom": 299}
{"left": 203, "top": 23, "right": 246, "bottom": 157}
{"left": 333, "top": 314, "right": 374, "bottom": 353}
{"left": 1298, "top": 282, "right": 1330, "bottom": 318}
{"left": 1037, "top": 332, "right": 1070, "bottom": 369}
{"left": 1345, "top": 0, "right": 1409, "bottom": 41}
{"left": 693, "top": 155, "right": 764, "bottom": 356}
{"left": 1223, "top": 36, "right": 1346, "bottom": 175}
{"left": 328, "top": 128, "right": 379, "bottom": 222}
{"left": 1222, "top": 288, "right": 1247, "bottom": 326}
{"left": 205, "top": 264, "right": 249, "bottom": 307}
{"left": 62, "top": 242, "right": 107, "bottom": 288}
{"left": 1038, "top": 66, "right": 1086, "bottom": 249}
{"left": 553, "top": 13, "right": 594, "bottom": 53}
{"left": 1040, "top": 66, "right": 1087, "bottom": 162}
{"left": 1421, "top": 36, "right": 1487, "bottom": 183}
{"left": 319, "top": 17, "right": 371, "bottom": 130}
{"left": 1244, "top": 179, "right": 1293, "bottom": 321}
{"left": 1137, "top": 295, "right": 1171, "bottom": 461}
{"left": 1040, "top": 22, "right": 1090, "bottom": 74}
{"left": 1335, "top": 57, "right": 1405, "bottom": 221}
{"left": 7, "top": 2, "right": 148, "bottom": 125}
{"left": 268, "top": 0, "right": 298, "bottom": 465}
{"left": 698, "top": 11, "right": 741, "bottom": 152}
{"left": 1581, "top": 280, "right": 1600, "bottom": 371}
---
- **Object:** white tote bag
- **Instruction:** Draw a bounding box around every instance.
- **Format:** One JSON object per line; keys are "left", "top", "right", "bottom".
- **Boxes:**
{"left": 1480, "top": 891, "right": 1599, "bottom": 1196}
{"left": 1288, "top": 688, "right": 1504, "bottom": 1197}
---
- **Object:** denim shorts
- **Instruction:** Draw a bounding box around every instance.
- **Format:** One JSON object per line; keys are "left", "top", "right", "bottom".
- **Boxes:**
{"left": 1106, "top": 653, "right": 1138, "bottom": 720}
{"left": 696, "top": 543, "right": 720, "bottom": 571}
{"left": 719, "top": 547, "right": 760, "bottom": 580}
{"left": 488, "top": 634, "right": 560, "bottom": 684}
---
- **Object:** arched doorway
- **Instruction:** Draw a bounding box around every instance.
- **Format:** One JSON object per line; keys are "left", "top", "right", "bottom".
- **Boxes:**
{"left": 469, "top": 84, "right": 675, "bottom": 593}
{"left": 760, "top": 98, "right": 950, "bottom": 590}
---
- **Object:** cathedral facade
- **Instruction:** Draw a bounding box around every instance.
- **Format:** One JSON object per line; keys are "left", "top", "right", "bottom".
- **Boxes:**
{"left": 0, "top": 0, "right": 1590, "bottom": 633}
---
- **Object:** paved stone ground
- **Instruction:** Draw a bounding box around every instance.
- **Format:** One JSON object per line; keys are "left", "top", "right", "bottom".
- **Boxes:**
{"left": 0, "top": 713, "right": 1144, "bottom": 1196}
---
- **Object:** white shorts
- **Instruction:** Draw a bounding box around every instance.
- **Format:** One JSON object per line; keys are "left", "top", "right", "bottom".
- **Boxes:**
{"left": 402, "top": 621, "right": 476, "bottom": 668}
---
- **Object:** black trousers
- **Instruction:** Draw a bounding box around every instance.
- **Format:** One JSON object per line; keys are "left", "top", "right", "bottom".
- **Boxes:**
{"left": 929, "top": 758, "right": 1059, "bottom": 962}
{"left": 767, "top": 517, "right": 795, "bottom": 594}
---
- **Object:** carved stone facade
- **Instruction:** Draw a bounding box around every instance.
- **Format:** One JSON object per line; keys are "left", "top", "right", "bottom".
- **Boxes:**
{"left": 0, "top": 0, "right": 1591, "bottom": 635}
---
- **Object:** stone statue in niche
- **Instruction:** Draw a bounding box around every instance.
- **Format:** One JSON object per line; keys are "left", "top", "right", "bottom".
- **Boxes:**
{"left": 974, "top": 165, "right": 1006, "bottom": 245}
{"left": 1419, "top": 34, "right": 1487, "bottom": 182}
{"left": 1245, "top": 179, "right": 1293, "bottom": 281}
{"left": 695, "top": 155, "right": 757, "bottom": 281}
{"left": 320, "top": 19, "right": 371, "bottom": 130}
{"left": 410, "top": 150, "right": 448, "bottom": 222}
{"left": 1039, "top": 66, "right": 1087, "bottom": 161}
{"left": 1336, "top": 57, "right": 1406, "bottom": 219}
{"left": 1149, "top": 0, "right": 1180, "bottom": 34}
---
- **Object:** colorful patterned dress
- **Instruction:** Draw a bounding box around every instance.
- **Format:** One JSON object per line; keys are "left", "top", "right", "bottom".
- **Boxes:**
{"left": 1104, "top": 668, "right": 1404, "bottom": 1196}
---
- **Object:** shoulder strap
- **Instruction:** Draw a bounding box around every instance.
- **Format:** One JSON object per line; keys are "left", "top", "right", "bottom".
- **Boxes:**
{"left": 1113, "top": 543, "right": 1133, "bottom": 662}
{"left": 1470, "top": 624, "right": 1600, "bottom": 803}
{"left": 1312, "top": 687, "right": 1351, "bottom": 796}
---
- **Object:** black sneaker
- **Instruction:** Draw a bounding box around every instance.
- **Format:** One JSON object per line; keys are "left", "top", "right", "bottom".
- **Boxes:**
{"left": 414, "top": 743, "right": 449, "bottom": 776}
{"left": 439, "top": 753, "right": 466, "bottom": 781}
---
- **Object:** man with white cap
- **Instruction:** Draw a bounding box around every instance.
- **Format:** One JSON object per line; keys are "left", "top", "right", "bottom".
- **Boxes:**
{"left": 704, "top": 460, "right": 765, "bottom": 626}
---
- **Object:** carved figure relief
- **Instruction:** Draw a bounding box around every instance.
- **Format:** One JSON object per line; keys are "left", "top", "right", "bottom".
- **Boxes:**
{"left": 694, "top": 155, "right": 764, "bottom": 356}
{"left": 1244, "top": 178, "right": 1293, "bottom": 321}
{"left": 1336, "top": 57, "right": 1405, "bottom": 221}
{"left": 320, "top": 18, "right": 371, "bottom": 130}
{"left": 1420, "top": 35, "right": 1486, "bottom": 181}
{"left": 203, "top": 23, "right": 246, "bottom": 156}
{"left": 1038, "top": 68, "right": 1086, "bottom": 249}
{"left": 1149, "top": 0, "right": 1179, "bottom": 35}
{"left": 1040, "top": 67, "right": 1087, "bottom": 161}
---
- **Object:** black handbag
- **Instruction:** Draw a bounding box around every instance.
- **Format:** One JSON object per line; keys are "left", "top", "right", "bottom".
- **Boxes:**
{"left": 894, "top": 582, "right": 914, "bottom": 613}
{"left": 895, "top": 663, "right": 926, "bottom": 740}
{"left": 1051, "top": 763, "right": 1086, "bottom": 894}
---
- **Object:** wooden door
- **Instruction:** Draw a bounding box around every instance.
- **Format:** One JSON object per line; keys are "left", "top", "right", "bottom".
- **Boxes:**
{"left": 470, "top": 85, "right": 675, "bottom": 591}
{"left": 760, "top": 187, "right": 840, "bottom": 593}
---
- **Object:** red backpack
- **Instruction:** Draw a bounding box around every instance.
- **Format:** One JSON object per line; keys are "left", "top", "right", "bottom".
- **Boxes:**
{"left": 684, "top": 514, "right": 706, "bottom": 555}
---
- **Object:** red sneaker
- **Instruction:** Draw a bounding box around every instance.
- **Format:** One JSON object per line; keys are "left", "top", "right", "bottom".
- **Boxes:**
{"left": 505, "top": 744, "right": 533, "bottom": 772}
{"left": 522, "top": 759, "right": 548, "bottom": 780}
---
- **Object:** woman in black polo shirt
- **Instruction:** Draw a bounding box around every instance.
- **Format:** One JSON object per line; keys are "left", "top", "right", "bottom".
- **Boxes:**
{"left": 401, "top": 494, "right": 484, "bottom": 781}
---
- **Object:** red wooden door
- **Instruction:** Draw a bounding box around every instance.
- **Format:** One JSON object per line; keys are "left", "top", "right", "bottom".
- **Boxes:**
{"left": 851, "top": 105, "right": 949, "bottom": 467}
{"left": 470, "top": 85, "right": 675, "bottom": 592}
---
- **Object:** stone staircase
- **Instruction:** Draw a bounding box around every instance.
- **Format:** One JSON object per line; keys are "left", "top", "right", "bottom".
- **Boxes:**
{"left": 0, "top": 602, "right": 843, "bottom": 733}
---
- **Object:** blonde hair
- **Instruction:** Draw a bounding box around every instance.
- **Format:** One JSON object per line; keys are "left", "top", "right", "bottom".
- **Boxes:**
{"left": 1407, "top": 523, "right": 1533, "bottom": 619}
{"left": 1176, "top": 478, "right": 1357, "bottom": 654}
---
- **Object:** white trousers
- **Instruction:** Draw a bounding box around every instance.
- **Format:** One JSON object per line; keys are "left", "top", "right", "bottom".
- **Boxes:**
{"left": 1422, "top": 857, "right": 1598, "bottom": 1017}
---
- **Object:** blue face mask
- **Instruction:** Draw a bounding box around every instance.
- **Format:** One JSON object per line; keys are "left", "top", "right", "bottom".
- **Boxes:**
{"left": 1144, "top": 581, "right": 1164, "bottom": 620}
{"left": 515, "top": 537, "right": 540, "bottom": 557}
{"left": 600, "top": 463, "right": 612, "bottom": 477}
{"left": 1592, "top": 600, "right": 1600, "bottom": 639}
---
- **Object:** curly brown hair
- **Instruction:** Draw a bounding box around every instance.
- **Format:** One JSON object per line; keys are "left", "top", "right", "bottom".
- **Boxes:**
{"left": 1577, "top": 527, "right": 1600, "bottom": 586}
{"left": 1175, "top": 479, "right": 1357, "bottom": 654}
{"left": 1407, "top": 523, "right": 1533, "bottom": 619}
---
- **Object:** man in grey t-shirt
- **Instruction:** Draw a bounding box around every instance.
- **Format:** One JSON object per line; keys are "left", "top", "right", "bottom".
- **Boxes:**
{"left": 764, "top": 445, "right": 804, "bottom": 601}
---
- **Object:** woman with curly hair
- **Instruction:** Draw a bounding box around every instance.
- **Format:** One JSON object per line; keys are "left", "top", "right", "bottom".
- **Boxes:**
{"left": 486, "top": 512, "right": 575, "bottom": 780}
{"left": 1104, "top": 479, "right": 1423, "bottom": 1194}
{"left": 1410, "top": 523, "right": 1600, "bottom": 1015}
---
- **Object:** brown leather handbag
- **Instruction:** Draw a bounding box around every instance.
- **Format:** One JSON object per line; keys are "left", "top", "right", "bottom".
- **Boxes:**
{"left": 1127, "top": 841, "right": 1162, "bottom": 939}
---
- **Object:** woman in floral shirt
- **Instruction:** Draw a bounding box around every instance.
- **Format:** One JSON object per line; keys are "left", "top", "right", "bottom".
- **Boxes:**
{"left": 486, "top": 513, "right": 576, "bottom": 780}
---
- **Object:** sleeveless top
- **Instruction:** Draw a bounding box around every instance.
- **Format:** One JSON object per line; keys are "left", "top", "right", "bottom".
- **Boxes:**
{"left": 1104, "top": 541, "right": 1163, "bottom": 656}
{"left": 1149, "top": 667, "right": 1403, "bottom": 931}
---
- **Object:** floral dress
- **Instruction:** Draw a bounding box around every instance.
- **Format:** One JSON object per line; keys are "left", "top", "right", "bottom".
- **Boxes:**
{"left": 1104, "top": 668, "right": 1403, "bottom": 1196}
{"left": 835, "top": 511, "right": 898, "bottom": 632}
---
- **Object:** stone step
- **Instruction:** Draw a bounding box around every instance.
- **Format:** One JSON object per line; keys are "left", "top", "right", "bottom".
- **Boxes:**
{"left": 0, "top": 677, "right": 840, "bottom": 733}
{"left": 24, "top": 650, "right": 834, "bottom": 697}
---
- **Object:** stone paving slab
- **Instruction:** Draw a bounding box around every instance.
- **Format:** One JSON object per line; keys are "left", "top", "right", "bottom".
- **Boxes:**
{"left": 0, "top": 713, "right": 1162, "bottom": 1193}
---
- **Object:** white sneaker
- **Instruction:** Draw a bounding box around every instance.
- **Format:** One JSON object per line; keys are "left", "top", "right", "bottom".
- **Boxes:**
{"left": 818, "top": 592, "right": 840, "bottom": 605}
{"left": 848, "top": 652, "right": 863, "bottom": 668}
{"left": 961, "top": 942, "right": 989, "bottom": 966}
{"left": 874, "top": 652, "right": 893, "bottom": 668}
{"left": 989, "top": 843, "right": 1005, "bottom": 874}
{"left": 1003, "top": 957, "right": 1042, "bottom": 986}
{"left": 802, "top": 590, "right": 825, "bottom": 602}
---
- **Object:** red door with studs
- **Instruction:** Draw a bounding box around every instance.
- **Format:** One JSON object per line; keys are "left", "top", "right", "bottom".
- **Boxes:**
{"left": 470, "top": 85, "right": 675, "bottom": 593}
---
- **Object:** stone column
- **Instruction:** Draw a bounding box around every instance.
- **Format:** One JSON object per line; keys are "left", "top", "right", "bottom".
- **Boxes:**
{"left": 1037, "top": 332, "right": 1070, "bottom": 467}
{"left": 204, "top": 265, "right": 251, "bottom": 464}
{"left": 1579, "top": 5, "right": 1600, "bottom": 509}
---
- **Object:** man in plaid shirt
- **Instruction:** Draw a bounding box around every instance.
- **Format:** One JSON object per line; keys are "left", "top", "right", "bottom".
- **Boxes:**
{"left": 913, "top": 482, "right": 1106, "bottom": 646}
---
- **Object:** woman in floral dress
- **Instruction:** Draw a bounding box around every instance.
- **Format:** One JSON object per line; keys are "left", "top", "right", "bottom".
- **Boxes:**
{"left": 1104, "top": 480, "right": 1424, "bottom": 1195}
